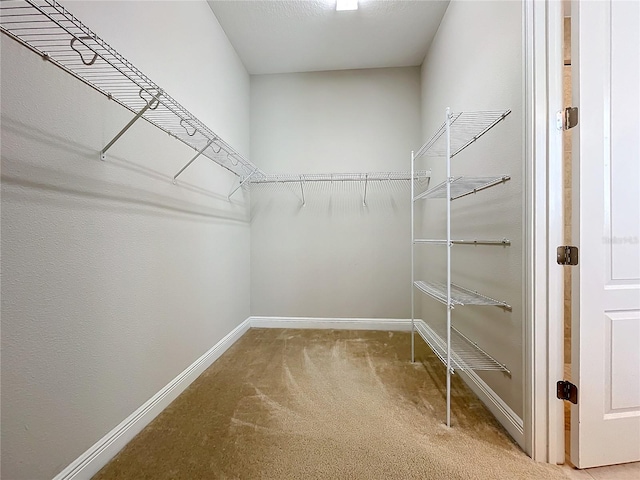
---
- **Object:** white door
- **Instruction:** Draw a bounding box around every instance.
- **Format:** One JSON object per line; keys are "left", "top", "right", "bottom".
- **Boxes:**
{"left": 571, "top": 0, "right": 640, "bottom": 469}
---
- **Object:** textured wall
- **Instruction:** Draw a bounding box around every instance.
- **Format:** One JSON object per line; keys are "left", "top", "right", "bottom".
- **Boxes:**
{"left": 250, "top": 67, "right": 421, "bottom": 318}
{"left": 0, "top": 2, "right": 251, "bottom": 478}
{"left": 418, "top": 0, "right": 525, "bottom": 417}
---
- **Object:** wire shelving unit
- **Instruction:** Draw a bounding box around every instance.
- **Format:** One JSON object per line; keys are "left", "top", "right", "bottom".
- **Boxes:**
{"left": 410, "top": 108, "right": 511, "bottom": 427}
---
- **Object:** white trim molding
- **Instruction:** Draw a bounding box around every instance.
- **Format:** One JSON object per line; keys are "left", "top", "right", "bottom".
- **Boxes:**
{"left": 53, "top": 318, "right": 252, "bottom": 480}
{"left": 250, "top": 316, "right": 413, "bottom": 331}
{"left": 458, "top": 368, "right": 525, "bottom": 449}
{"left": 54, "top": 315, "right": 527, "bottom": 479}
{"left": 523, "top": 0, "right": 566, "bottom": 464}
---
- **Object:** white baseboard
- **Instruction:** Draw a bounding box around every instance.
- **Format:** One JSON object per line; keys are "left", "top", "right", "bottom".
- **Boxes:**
{"left": 456, "top": 361, "right": 525, "bottom": 448}
{"left": 410, "top": 319, "right": 525, "bottom": 448}
{"left": 53, "top": 317, "right": 252, "bottom": 480}
{"left": 54, "top": 315, "right": 523, "bottom": 480}
{"left": 250, "top": 316, "right": 413, "bottom": 331}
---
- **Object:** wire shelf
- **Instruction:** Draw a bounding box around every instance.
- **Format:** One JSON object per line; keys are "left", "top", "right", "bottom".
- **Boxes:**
{"left": 249, "top": 170, "right": 430, "bottom": 184}
{"left": 413, "top": 280, "right": 511, "bottom": 310}
{"left": 414, "top": 175, "right": 510, "bottom": 201}
{"left": 0, "top": 0, "right": 263, "bottom": 180}
{"left": 415, "top": 110, "right": 511, "bottom": 159}
{"left": 414, "top": 320, "right": 509, "bottom": 373}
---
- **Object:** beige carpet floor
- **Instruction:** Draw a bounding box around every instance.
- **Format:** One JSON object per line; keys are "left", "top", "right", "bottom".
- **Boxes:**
{"left": 94, "top": 328, "right": 568, "bottom": 479}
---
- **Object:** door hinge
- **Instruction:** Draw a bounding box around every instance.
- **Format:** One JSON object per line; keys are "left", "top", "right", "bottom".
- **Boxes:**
{"left": 557, "top": 106, "right": 579, "bottom": 130}
{"left": 557, "top": 380, "right": 578, "bottom": 404}
{"left": 557, "top": 245, "right": 579, "bottom": 265}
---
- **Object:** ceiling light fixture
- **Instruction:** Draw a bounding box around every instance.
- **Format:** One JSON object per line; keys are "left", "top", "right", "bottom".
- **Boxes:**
{"left": 336, "top": 0, "right": 358, "bottom": 11}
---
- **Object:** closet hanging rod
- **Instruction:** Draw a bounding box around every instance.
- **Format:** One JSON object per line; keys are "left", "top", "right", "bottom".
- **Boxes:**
{"left": 0, "top": 0, "right": 264, "bottom": 181}
{"left": 413, "top": 239, "right": 511, "bottom": 245}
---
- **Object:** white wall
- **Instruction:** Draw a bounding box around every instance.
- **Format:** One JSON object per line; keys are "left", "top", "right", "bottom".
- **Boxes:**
{"left": 0, "top": 2, "right": 250, "bottom": 478}
{"left": 418, "top": 0, "right": 524, "bottom": 417}
{"left": 250, "top": 68, "right": 421, "bottom": 318}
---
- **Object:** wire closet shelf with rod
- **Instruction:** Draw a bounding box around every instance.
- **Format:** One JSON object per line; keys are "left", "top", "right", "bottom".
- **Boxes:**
{"left": 410, "top": 108, "right": 512, "bottom": 427}
{"left": 0, "top": 0, "right": 431, "bottom": 202}
{"left": 0, "top": 0, "right": 266, "bottom": 184}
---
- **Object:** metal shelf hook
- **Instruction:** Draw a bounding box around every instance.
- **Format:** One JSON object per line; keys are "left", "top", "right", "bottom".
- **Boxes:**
{"left": 70, "top": 35, "right": 97, "bottom": 66}
{"left": 362, "top": 174, "right": 369, "bottom": 207}
{"left": 179, "top": 118, "right": 197, "bottom": 137}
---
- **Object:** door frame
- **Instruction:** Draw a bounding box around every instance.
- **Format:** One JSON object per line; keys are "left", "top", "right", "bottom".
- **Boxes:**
{"left": 524, "top": 0, "right": 565, "bottom": 464}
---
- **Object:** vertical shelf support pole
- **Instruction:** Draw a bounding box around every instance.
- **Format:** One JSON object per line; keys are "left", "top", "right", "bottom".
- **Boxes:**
{"left": 445, "top": 107, "right": 452, "bottom": 428}
{"left": 411, "top": 151, "right": 415, "bottom": 363}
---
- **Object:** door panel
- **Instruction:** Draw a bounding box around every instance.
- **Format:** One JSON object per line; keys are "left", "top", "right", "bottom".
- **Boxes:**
{"left": 607, "top": 311, "right": 640, "bottom": 411}
{"left": 609, "top": 0, "right": 640, "bottom": 282}
{"left": 571, "top": 0, "right": 640, "bottom": 469}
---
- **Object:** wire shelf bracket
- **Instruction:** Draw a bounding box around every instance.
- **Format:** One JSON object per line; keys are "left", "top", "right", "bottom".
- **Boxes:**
{"left": 173, "top": 139, "right": 215, "bottom": 184}
{"left": 228, "top": 168, "right": 260, "bottom": 200}
{"left": 362, "top": 174, "right": 369, "bottom": 207}
{"left": 101, "top": 89, "right": 163, "bottom": 161}
{"left": 299, "top": 175, "right": 306, "bottom": 206}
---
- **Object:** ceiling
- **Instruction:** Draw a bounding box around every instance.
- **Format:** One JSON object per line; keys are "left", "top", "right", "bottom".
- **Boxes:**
{"left": 207, "top": 0, "right": 450, "bottom": 75}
